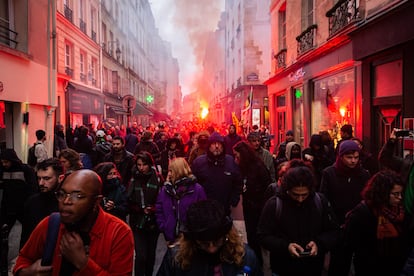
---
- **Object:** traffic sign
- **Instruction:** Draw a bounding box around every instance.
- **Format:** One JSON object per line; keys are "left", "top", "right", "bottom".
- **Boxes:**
{"left": 122, "top": 95, "right": 136, "bottom": 111}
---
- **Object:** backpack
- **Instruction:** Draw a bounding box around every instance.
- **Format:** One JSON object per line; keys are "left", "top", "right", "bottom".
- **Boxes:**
{"left": 28, "top": 143, "right": 39, "bottom": 167}
{"left": 275, "top": 192, "right": 323, "bottom": 220}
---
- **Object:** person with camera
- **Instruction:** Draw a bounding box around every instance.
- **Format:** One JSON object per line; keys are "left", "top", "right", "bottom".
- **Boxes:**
{"left": 257, "top": 160, "right": 339, "bottom": 276}
{"left": 127, "top": 151, "right": 163, "bottom": 276}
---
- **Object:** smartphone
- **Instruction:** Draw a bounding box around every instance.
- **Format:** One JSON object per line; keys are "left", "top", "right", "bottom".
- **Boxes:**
{"left": 299, "top": 249, "right": 311, "bottom": 257}
{"left": 395, "top": 129, "right": 410, "bottom": 137}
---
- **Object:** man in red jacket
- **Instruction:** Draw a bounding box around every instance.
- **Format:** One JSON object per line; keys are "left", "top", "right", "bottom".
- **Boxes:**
{"left": 13, "top": 169, "right": 134, "bottom": 276}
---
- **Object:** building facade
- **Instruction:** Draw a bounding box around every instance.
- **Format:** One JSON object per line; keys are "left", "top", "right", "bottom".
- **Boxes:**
{"left": 0, "top": 0, "right": 55, "bottom": 159}
{"left": 266, "top": 0, "right": 413, "bottom": 155}
{"left": 223, "top": 0, "right": 272, "bottom": 129}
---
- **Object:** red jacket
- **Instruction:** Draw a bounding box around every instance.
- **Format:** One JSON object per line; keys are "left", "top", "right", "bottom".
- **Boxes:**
{"left": 14, "top": 208, "right": 134, "bottom": 275}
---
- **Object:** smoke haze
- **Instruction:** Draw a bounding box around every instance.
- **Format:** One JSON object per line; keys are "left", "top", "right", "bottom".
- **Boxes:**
{"left": 151, "top": 0, "right": 224, "bottom": 97}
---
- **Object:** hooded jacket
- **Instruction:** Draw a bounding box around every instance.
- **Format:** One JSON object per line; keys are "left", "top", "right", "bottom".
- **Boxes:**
{"left": 155, "top": 176, "right": 206, "bottom": 242}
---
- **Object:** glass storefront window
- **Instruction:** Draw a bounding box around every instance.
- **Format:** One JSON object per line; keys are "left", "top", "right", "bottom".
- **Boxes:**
{"left": 312, "top": 69, "right": 355, "bottom": 145}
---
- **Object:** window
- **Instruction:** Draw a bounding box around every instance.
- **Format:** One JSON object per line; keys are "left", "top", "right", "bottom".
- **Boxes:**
{"left": 80, "top": 51, "right": 86, "bottom": 82}
{"left": 278, "top": 3, "right": 286, "bottom": 50}
{"left": 91, "top": 58, "right": 97, "bottom": 86}
{"left": 0, "top": 0, "right": 20, "bottom": 49}
{"left": 90, "top": 7, "right": 96, "bottom": 41}
{"left": 301, "top": 0, "right": 314, "bottom": 30}
{"left": 312, "top": 70, "right": 356, "bottom": 145}
{"left": 65, "top": 43, "right": 72, "bottom": 67}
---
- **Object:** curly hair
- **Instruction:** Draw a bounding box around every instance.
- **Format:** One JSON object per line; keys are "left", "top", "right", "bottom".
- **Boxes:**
{"left": 58, "top": 148, "right": 82, "bottom": 171}
{"left": 362, "top": 170, "right": 404, "bottom": 211}
{"left": 174, "top": 227, "right": 245, "bottom": 270}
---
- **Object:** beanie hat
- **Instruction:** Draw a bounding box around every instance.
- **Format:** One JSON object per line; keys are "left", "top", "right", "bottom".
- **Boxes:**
{"left": 183, "top": 200, "right": 233, "bottom": 241}
{"left": 247, "top": 131, "right": 260, "bottom": 141}
{"left": 339, "top": 140, "right": 360, "bottom": 156}
{"left": 96, "top": 130, "right": 106, "bottom": 138}
{"left": 208, "top": 132, "right": 224, "bottom": 146}
{"left": 286, "top": 130, "right": 294, "bottom": 136}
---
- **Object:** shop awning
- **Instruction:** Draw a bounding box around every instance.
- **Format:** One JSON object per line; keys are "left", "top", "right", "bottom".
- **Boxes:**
{"left": 108, "top": 106, "right": 129, "bottom": 115}
{"left": 133, "top": 101, "right": 153, "bottom": 116}
{"left": 66, "top": 82, "right": 104, "bottom": 114}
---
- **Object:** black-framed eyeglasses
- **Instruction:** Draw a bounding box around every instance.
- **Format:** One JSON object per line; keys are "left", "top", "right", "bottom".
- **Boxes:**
{"left": 55, "top": 190, "right": 98, "bottom": 202}
{"left": 390, "top": 192, "right": 403, "bottom": 198}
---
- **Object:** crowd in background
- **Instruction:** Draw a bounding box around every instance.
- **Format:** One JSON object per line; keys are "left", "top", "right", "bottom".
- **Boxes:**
{"left": 1, "top": 119, "right": 414, "bottom": 275}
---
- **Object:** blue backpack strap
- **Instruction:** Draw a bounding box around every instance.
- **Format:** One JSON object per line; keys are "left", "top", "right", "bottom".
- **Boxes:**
{"left": 41, "top": 212, "right": 61, "bottom": 266}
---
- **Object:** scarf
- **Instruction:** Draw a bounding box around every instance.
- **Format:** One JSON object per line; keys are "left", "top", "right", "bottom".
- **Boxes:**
{"left": 377, "top": 205, "right": 405, "bottom": 239}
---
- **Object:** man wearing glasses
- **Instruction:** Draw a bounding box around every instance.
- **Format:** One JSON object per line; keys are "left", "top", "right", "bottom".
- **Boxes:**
{"left": 13, "top": 169, "right": 134, "bottom": 275}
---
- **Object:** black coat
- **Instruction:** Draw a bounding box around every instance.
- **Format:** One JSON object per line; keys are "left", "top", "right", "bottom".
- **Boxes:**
{"left": 344, "top": 202, "right": 408, "bottom": 275}
{"left": 320, "top": 164, "right": 370, "bottom": 225}
{"left": 257, "top": 193, "right": 339, "bottom": 276}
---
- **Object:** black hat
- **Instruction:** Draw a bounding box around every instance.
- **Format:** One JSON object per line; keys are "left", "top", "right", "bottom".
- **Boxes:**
{"left": 183, "top": 200, "right": 233, "bottom": 241}
{"left": 0, "top": 148, "right": 21, "bottom": 163}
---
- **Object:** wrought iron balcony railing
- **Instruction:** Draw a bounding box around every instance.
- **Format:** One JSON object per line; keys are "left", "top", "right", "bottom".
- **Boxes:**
{"left": 65, "top": 67, "right": 73, "bottom": 77}
{"left": 274, "top": 49, "right": 287, "bottom": 70}
{"left": 0, "top": 24, "right": 18, "bottom": 49}
{"left": 326, "top": 0, "right": 360, "bottom": 36}
{"left": 64, "top": 5, "right": 73, "bottom": 23}
{"left": 79, "top": 19, "right": 86, "bottom": 34}
{"left": 296, "top": 24, "right": 317, "bottom": 56}
{"left": 80, "top": 73, "right": 86, "bottom": 82}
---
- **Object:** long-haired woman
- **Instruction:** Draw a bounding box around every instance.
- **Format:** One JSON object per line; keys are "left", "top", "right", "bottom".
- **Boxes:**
{"left": 344, "top": 170, "right": 408, "bottom": 275}
{"left": 127, "top": 151, "right": 163, "bottom": 276}
{"left": 155, "top": 157, "right": 206, "bottom": 244}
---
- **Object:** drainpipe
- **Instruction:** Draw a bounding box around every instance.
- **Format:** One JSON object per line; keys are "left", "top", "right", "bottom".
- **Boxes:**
{"left": 99, "top": 0, "right": 105, "bottom": 119}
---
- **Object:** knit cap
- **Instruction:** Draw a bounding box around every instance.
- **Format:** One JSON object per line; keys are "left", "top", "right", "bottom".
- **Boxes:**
{"left": 339, "top": 140, "right": 360, "bottom": 156}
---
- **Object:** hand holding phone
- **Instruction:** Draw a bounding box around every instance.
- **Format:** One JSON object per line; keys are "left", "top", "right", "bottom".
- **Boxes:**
{"left": 299, "top": 249, "right": 311, "bottom": 257}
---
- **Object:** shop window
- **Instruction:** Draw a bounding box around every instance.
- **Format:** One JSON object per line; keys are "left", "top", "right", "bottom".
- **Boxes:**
{"left": 374, "top": 59, "right": 402, "bottom": 97}
{"left": 312, "top": 70, "right": 355, "bottom": 145}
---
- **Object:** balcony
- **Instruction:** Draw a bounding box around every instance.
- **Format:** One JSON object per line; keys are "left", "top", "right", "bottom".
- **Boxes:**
{"left": 65, "top": 67, "right": 73, "bottom": 78}
{"left": 79, "top": 19, "right": 87, "bottom": 34}
{"left": 80, "top": 73, "right": 86, "bottom": 82}
{"left": 0, "top": 24, "right": 18, "bottom": 49}
{"left": 326, "top": 0, "right": 360, "bottom": 36}
{"left": 296, "top": 24, "right": 317, "bottom": 56}
{"left": 92, "top": 79, "right": 97, "bottom": 86}
{"left": 91, "top": 30, "right": 96, "bottom": 42}
{"left": 64, "top": 5, "right": 73, "bottom": 23}
{"left": 274, "top": 49, "right": 287, "bottom": 70}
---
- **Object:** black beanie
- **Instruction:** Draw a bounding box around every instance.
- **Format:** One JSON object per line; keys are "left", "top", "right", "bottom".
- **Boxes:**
{"left": 183, "top": 200, "right": 233, "bottom": 241}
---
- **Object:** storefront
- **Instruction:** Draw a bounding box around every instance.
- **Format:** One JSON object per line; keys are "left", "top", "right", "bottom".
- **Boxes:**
{"left": 350, "top": 0, "right": 414, "bottom": 156}
{"left": 66, "top": 82, "right": 104, "bottom": 129}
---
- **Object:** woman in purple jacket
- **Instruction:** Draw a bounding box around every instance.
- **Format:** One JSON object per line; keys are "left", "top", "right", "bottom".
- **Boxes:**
{"left": 155, "top": 157, "right": 206, "bottom": 244}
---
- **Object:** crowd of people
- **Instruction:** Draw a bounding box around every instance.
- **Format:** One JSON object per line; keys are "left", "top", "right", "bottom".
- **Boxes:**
{"left": 0, "top": 120, "right": 414, "bottom": 276}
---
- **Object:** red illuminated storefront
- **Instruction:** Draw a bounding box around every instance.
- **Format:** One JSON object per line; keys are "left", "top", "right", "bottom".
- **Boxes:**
{"left": 351, "top": 0, "right": 414, "bottom": 157}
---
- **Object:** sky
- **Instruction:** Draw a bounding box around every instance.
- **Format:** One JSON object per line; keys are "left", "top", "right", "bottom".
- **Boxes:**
{"left": 150, "top": 0, "right": 225, "bottom": 97}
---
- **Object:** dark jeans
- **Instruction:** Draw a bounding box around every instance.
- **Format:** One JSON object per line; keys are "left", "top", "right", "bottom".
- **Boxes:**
{"left": 133, "top": 229, "right": 159, "bottom": 276}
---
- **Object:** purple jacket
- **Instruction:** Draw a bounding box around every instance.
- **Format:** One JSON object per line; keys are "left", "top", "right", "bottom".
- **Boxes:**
{"left": 155, "top": 177, "right": 206, "bottom": 242}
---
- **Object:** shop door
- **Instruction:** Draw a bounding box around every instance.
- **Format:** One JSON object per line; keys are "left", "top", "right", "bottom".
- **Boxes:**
{"left": 275, "top": 94, "right": 286, "bottom": 149}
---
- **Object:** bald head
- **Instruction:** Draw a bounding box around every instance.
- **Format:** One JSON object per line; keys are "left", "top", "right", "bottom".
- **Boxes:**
{"left": 64, "top": 169, "right": 102, "bottom": 195}
{"left": 59, "top": 169, "right": 103, "bottom": 229}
